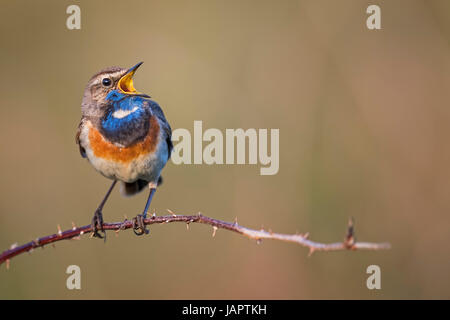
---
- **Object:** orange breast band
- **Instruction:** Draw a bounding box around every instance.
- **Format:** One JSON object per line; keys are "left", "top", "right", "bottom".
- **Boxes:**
{"left": 88, "top": 116, "right": 160, "bottom": 163}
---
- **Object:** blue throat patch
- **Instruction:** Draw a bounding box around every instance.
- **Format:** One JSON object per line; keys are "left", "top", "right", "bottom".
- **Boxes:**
{"left": 100, "top": 90, "right": 151, "bottom": 146}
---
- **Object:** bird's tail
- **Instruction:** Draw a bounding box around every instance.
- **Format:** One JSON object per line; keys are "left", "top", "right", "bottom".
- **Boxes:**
{"left": 120, "top": 179, "right": 149, "bottom": 197}
{"left": 119, "top": 177, "right": 163, "bottom": 197}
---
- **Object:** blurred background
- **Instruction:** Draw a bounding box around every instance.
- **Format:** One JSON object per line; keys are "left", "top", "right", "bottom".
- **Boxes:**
{"left": 0, "top": 0, "right": 449, "bottom": 299}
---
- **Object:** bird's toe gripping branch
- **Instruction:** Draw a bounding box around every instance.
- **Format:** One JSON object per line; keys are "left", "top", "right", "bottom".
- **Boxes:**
{"left": 132, "top": 214, "right": 149, "bottom": 236}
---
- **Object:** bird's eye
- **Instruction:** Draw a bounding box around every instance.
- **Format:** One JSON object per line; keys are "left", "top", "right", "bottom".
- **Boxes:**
{"left": 102, "top": 78, "right": 112, "bottom": 87}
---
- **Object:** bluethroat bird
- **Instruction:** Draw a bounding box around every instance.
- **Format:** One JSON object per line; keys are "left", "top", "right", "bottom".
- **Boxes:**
{"left": 76, "top": 62, "right": 172, "bottom": 238}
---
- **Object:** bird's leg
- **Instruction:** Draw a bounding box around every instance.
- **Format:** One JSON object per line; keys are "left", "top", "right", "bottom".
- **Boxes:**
{"left": 91, "top": 180, "right": 117, "bottom": 239}
{"left": 133, "top": 187, "right": 156, "bottom": 236}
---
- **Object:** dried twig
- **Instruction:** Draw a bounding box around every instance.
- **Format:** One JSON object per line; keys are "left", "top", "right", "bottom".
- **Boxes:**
{"left": 0, "top": 213, "right": 390, "bottom": 268}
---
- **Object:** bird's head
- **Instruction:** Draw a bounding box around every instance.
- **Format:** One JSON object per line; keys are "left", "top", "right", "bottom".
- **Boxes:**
{"left": 81, "top": 62, "right": 149, "bottom": 117}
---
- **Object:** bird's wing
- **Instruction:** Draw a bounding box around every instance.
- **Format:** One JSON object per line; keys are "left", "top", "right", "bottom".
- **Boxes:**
{"left": 148, "top": 101, "right": 173, "bottom": 160}
{"left": 163, "top": 122, "right": 173, "bottom": 160}
{"left": 75, "top": 118, "right": 87, "bottom": 158}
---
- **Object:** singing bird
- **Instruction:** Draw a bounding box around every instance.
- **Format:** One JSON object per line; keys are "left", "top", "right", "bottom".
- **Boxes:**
{"left": 76, "top": 62, "right": 172, "bottom": 238}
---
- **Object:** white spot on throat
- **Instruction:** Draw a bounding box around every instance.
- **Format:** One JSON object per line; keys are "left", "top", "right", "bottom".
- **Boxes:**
{"left": 112, "top": 106, "right": 139, "bottom": 119}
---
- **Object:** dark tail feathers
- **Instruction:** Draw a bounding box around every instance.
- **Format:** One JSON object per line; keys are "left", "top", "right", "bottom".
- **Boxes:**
{"left": 120, "top": 177, "right": 163, "bottom": 197}
{"left": 120, "top": 179, "right": 149, "bottom": 197}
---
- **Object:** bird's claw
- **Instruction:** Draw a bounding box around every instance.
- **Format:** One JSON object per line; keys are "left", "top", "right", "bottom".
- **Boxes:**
{"left": 132, "top": 214, "right": 149, "bottom": 236}
{"left": 91, "top": 209, "right": 106, "bottom": 240}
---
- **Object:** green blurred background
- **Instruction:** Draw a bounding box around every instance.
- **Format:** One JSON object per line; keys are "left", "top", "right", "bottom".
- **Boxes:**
{"left": 1, "top": 0, "right": 449, "bottom": 299}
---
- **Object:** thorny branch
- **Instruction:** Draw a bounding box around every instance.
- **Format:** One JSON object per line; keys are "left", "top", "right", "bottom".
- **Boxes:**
{"left": 0, "top": 212, "right": 390, "bottom": 268}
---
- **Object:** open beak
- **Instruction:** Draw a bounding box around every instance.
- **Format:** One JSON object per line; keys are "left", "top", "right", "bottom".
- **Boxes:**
{"left": 118, "top": 62, "right": 150, "bottom": 97}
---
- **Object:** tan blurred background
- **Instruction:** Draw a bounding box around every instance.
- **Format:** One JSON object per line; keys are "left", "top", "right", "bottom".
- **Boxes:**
{"left": 0, "top": 0, "right": 449, "bottom": 299}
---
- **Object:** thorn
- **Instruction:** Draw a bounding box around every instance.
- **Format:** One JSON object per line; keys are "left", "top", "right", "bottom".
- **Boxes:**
{"left": 233, "top": 217, "right": 238, "bottom": 226}
{"left": 308, "top": 248, "right": 315, "bottom": 257}
{"left": 198, "top": 212, "right": 202, "bottom": 217}
{"left": 212, "top": 226, "right": 218, "bottom": 237}
{"left": 345, "top": 217, "right": 355, "bottom": 248}
{"left": 10, "top": 243, "right": 18, "bottom": 250}
{"left": 268, "top": 228, "right": 273, "bottom": 235}
{"left": 120, "top": 219, "right": 128, "bottom": 231}
{"left": 347, "top": 217, "right": 354, "bottom": 235}
{"left": 186, "top": 223, "right": 190, "bottom": 230}
{"left": 80, "top": 231, "right": 84, "bottom": 236}
{"left": 71, "top": 222, "right": 76, "bottom": 230}
{"left": 303, "top": 232, "right": 309, "bottom": 239}
{"left": 32, "top": 239, "right": 40, "bottom": 247}
{"left": 28, "top": 248, "right": 34, "bottom": 254}
{"left": 167, "top": 209, "right": 175, "bottom": 215}
{"left": 256, "top": 239, "right": 262, "bottom": 245}
{"left": 152, "top": 212, "right": 156, "bottom": 218}
{"left": 123, "top": 214, "right": 128, "bottom": 220}
{"left": 57, "top": 224, "right": 62, "bottom": 236}
{"left": 6, "top": 259, "right": 10, "bottom": 270}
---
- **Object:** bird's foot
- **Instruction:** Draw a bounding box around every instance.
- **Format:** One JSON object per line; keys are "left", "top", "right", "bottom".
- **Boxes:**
{"left": 91, "top": 209, "right": 106, "bottom": 240}
{"left": 132, "top": 213, "right": 149, "bottom": 236}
